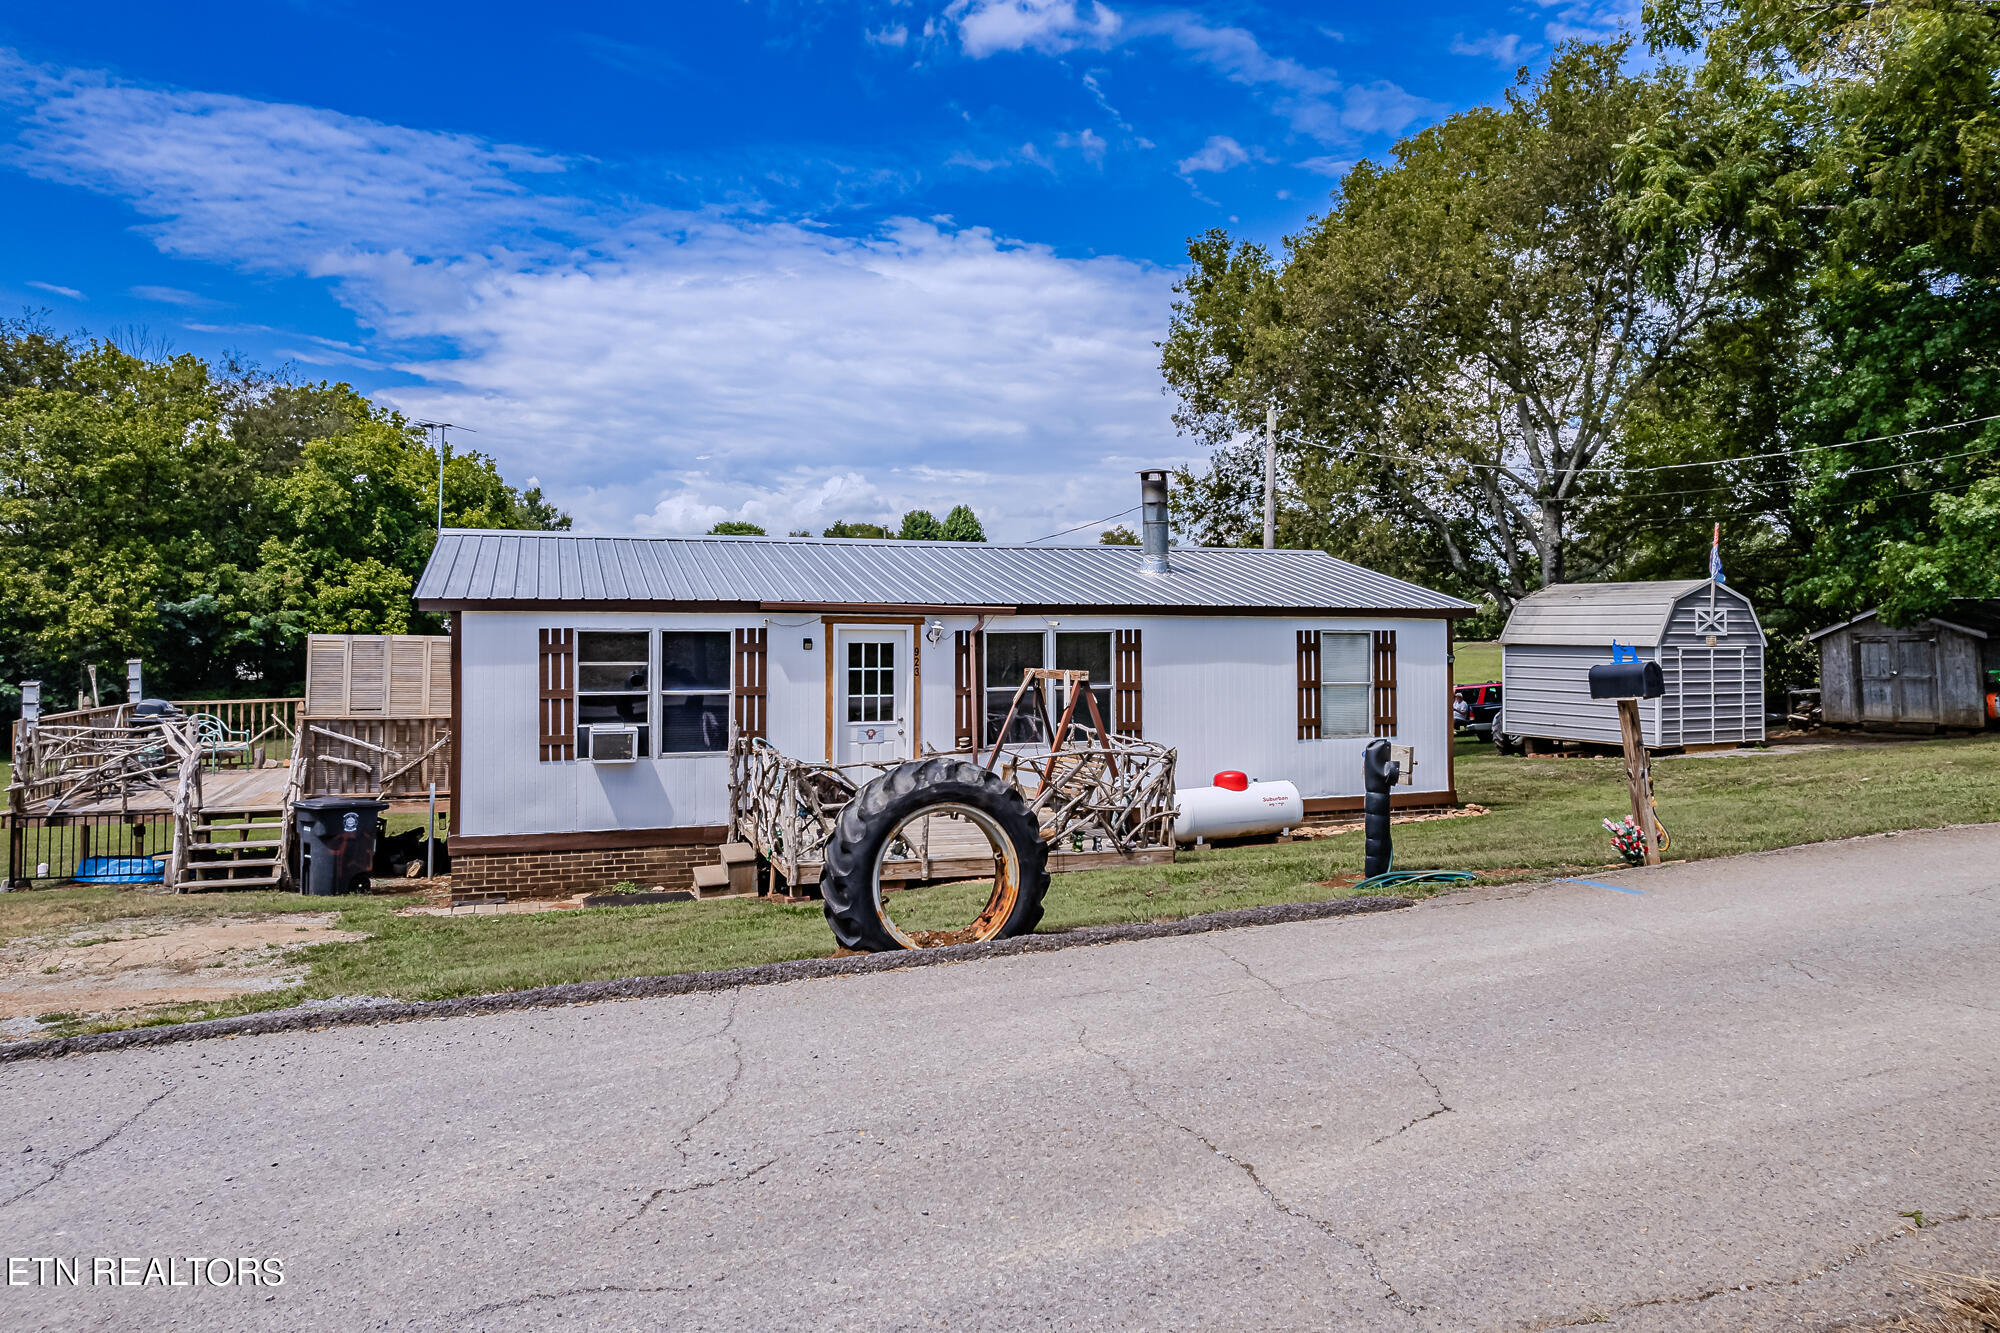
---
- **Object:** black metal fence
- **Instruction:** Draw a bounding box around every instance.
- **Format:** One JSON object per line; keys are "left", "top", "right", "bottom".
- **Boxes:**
{"left": 4, "top": 812, "right": 174, "bottom": 887}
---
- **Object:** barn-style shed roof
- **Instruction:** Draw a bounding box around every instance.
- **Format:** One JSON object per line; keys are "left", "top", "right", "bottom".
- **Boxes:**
{"left": 414, "top": 529, "right": 1476, "bottom": 617}
{"left": 1807, "top": 599, "right": 2000, "bottom": 642}
{"left": 1500, "top": 580, "right": 1762, "bottom": 647}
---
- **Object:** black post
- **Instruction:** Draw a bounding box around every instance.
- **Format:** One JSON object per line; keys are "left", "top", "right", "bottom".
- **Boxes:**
{"left": 1363, "top": 738, "right": 1400, "bottom": 879}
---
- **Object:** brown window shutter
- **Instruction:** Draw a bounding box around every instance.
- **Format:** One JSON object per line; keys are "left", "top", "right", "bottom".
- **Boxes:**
{"left": 1114, "top": 629, "right": 1143, "bottom": 737}
{"left": 1373, "top": 629, "right": 1398, "bottom": 736}
{"left": 1297, "top": 630, "right": 1322, "bottom": 739}
{"left": 954, "top": 630, "right": 976, "bottom": 749}
{"left": 734, "top": 627, "right": 768, "bottom": 741}
{"left": 538, "top": 628, "right": 575, "bottom": 760}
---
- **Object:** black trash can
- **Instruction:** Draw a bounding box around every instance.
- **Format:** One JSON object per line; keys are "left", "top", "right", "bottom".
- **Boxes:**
{"left": 293, "top": 796, "right": 388, "bottom": 896}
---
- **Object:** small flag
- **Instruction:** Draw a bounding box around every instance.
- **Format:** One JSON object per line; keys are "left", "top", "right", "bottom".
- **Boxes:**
{"left": 1709, "top": 523, "right": 1726, "bottom": 584}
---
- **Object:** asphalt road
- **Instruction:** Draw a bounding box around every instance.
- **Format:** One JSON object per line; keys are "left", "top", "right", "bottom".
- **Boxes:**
{"left": 4, "top": 825, "right": 1998, "bottom": 1332}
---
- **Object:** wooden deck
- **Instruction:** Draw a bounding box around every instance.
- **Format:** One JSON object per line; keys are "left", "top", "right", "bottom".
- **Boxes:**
{"left": 26, "top": 765, "right": 293, "bottom": 817}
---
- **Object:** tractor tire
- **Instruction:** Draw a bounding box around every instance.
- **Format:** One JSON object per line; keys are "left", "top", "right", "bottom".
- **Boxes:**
{"left": 820, "top": 757, "right": 1050, "bottom": 952}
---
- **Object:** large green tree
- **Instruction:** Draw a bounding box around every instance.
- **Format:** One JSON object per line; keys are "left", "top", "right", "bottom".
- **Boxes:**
{"left": 0, "top": 321, "right": 566, "bottom": 710}
{"left": 1641, "top": 0, "right": 2000, "bottom": 621}
{"left": 1163, "top": 42, "right": 1789, "bottom": 610}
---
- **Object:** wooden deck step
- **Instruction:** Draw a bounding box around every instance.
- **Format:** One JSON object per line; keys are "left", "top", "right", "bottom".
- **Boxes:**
{"left": 181, "top": 874, "right": 285, "bottom": 891}
{"left": 198, "top": 819, "right": 285, "bottom": 832}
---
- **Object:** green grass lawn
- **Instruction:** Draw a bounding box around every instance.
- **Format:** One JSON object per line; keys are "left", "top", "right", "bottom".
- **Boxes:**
{"left": 1456, "top": 640, "right": 1502, "bottom": 684}
{"left": 9, "top": 731, "right": 1999, "bottom": 1037}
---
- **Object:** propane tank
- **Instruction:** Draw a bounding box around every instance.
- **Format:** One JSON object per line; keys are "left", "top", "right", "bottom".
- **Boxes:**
{"left": 1174, "top": 778, "right": 1305, "bottom": 844}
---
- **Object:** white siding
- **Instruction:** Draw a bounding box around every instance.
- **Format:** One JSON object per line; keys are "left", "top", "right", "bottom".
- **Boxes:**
{"left": 457, "top": 610, "right": 1455, "bottom": 837}
{"left": 1497, "top": 583, "right": 1764, "bottom": 747}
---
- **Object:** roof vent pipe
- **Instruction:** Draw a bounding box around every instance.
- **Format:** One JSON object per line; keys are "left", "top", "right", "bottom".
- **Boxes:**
{"left": 1138, "top": 470, "right": 1171, "bottom": 575}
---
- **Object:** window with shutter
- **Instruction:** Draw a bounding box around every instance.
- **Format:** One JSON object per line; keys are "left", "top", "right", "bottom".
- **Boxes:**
{"left": 734, "top": 627, "right": 768, "bottom": 741}
{"left": 1115, "top": 629, "right": 1143, "bottom": 737}
{"left": 538, "top": 629, "right": 576, "bottom": 760}
{"left": 1372, "top": 630, "right": 1398, "bottom": 736}
{"left": 1297, "top": 630, "right": 1322, "bottom": 739}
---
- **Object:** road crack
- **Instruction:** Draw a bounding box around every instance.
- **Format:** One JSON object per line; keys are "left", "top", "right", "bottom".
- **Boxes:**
{"left": 2, "top": 1087, "right": 173, "bottom": 1210}
{"left": 1205, "top": 939, "right": 1453, "bottom": 1147}
{"left": 1077, "top": 1023, "right": 1420, "bottom": 1317}
{"left": 672, "top": 991, "right": 744, "bottom": 1165}
{"left": 612, "top": 1158, "right": 777, "bottom": 1233}
{"left": 1516, "top": 1209, "right": 2000, "bottom": 1330}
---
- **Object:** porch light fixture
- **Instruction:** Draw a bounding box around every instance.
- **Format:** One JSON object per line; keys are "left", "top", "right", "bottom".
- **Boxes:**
{"left": 925, "top": 620, "right": 945, "bottom": 644}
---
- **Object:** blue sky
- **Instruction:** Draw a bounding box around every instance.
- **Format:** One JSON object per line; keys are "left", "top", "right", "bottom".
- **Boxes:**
{"left": 0, "top": 0, "right": 1632, "bottom": 540}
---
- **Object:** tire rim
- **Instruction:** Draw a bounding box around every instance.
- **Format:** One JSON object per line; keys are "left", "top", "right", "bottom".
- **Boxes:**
{"left": 869, "top": 801, "right": 1023, "bottom": 949}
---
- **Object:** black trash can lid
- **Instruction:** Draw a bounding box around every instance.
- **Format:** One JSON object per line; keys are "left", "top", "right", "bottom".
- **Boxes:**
{"left": 293, "top": 796, "right": 390, "bottom": 813}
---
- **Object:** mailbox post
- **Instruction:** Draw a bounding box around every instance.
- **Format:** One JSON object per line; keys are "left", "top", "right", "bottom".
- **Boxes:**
{"left": 1589, "top": 646, "right": 1665, "bottom": 867}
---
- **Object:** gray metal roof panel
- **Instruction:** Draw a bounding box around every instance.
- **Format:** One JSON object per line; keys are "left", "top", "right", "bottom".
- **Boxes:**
{"left": 414, "top": 530, "right": 1475, "bottom": 614}
{"left": 1500, "top": 580, "right": 1719, "bottom": 647}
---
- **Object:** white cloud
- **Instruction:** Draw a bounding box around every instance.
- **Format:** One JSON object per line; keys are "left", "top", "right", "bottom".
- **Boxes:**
{"left": 865, "top": 24, "right": 910, "bottom": 47}
{"left": 1175, "top": 135, "right": 1264, "bottom": 176}
{"left": 1532, "top": 0, "right": 1642, "bottom": 44}
{"left": 949, "top": 0, "right": 1121, "bottom": 58}
{"left": 26, "top": 279, "right": 84, "bottom": 300}
{"left": 131, "top": 284, "right": 214, "bottom": 306}
{"left": 1, "top": 54, "right": 1188, "bottom": 539}
{"left": 1297, "top": 155, "right": 1356, "bottom": 177}
{"left": 1055, "top": 127, "right": 1107, "bottom": 162}
{"left": 1450, "top": 31, "right": 1539, "bottom": 65}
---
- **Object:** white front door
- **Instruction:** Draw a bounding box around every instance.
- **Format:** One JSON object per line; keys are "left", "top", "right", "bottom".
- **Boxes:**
{"left": 835, "top": 627, "right": 912, "bottom": 765}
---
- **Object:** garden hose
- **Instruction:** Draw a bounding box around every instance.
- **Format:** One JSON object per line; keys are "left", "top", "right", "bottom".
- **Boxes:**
{"left": 1353, "top": 869, "right": 1479, "bottom": 892}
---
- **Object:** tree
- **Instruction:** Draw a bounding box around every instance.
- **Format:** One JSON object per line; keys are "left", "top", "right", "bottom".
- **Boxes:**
{"left": 822, "top": 520, "right": 892, "bottom": 539}
{"left": 1640, "top": 0, "right": 2000, "bottom": 622}
{"left": 1162, "top": 43, "right": 1777, "bottom": 608}
{"left": 897, "top": 509, "right": 944, "bottom": 541}
{"left": 1099, "top": 525, "right": 1140, "bottom": 545}
{"left": 706, "top": 520, "right": 766, "bottom": 536}
{"left": 940, "top": 504, "right": 986, "bottom": 542}
{"left": 0, "top": 323, "right": 566, "bottom": 704}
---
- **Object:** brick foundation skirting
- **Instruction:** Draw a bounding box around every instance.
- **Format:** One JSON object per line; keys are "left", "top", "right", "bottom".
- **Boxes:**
{"left": 452, "top": 840, "right": 726, "bottom": 899}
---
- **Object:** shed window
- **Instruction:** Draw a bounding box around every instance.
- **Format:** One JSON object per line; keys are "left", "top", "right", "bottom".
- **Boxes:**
{"left": 660, "top": 631, "right": 731, "bottom": 753}
{"left": 577, "top": 632, "right": 650, "bottom": 758}
{"left": 1320, "top": 633, "right": 1372, "bottom": 738}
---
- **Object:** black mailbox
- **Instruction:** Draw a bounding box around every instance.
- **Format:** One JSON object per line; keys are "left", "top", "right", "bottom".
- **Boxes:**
{"left": 1588, "top": 659, "right": 1665, "bottom": 700}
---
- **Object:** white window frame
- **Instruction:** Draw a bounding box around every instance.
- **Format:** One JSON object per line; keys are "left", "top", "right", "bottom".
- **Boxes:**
{"left": 657, "top": 629, "right": 734, "bottom": 756}
{"left": 982, "top": 627, "right": 1118, "bottom": 747}
{"left": 575, "top": 630, "right": 652, "bottom": 759}
{"left": 1319, "top": 631, "right": 1373, "bottom": 740}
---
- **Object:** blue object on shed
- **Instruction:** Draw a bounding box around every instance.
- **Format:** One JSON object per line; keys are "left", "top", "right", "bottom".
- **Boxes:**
{"left": 74, "top": 857, "right": 165, "bottom": 884}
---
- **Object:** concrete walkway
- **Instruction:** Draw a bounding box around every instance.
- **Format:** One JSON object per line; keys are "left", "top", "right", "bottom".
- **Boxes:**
{"left": 3, "top": 825, "right": 1997, "bottom": 1331}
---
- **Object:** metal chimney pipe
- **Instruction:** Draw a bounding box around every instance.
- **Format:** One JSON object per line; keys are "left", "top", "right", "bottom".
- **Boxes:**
{"left": 1138, "top": 470, "right": 1171, "bottom": 575}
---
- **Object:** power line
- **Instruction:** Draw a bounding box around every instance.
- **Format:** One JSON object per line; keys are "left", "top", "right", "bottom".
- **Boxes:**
{"left": 1285, "top": 409, "right": 2000, "bottom": 477}
{"left": 1023, "top": 505, "right": 1141, "bottom": 545}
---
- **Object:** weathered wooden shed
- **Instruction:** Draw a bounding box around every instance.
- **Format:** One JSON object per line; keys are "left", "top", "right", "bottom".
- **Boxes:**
{"left": 1809, "top": 600, "right": 2000, "bottom": 731}
{"left": 1498, "top": 580, "right": 1766, "bottom": 749}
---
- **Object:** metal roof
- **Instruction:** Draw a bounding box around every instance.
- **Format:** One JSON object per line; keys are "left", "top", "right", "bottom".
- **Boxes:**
{"left": 1499, "top": 580, "right": 1717, "bottom": 647}
{"left": 1807, "top": 599, "right": 2000, "bottom": 642}
{"left": 414, "top": 530, "right": 1475, "bottom": 616}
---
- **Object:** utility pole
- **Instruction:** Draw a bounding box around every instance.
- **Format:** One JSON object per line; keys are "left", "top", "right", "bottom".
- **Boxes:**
{"left": 1263, "top": 403, "right": 1277, "bottom": 550}
{"left": 414, "top": 420, "right": 474, "bottom": 530}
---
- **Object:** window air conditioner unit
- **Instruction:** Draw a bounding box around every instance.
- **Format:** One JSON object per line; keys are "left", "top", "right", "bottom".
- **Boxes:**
{"left": 586, "top": 725, "right": 638, "bottom": 763}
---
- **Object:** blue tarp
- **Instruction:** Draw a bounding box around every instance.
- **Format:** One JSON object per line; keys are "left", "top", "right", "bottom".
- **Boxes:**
{"left": 74, "top": 857, "right": 166, "bottom": 884}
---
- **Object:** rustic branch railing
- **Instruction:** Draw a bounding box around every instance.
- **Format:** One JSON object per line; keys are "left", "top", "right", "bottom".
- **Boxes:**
{"left": 729, "top": 731, "right": 1176, "bottom": 891}
{"left": 170, "top": 698, "right": 302, "bottom": 745}
{"left": 10, "top": 698, "right": 304, "bottom": 801}
{"left": 297, "top": 718, "right": 452, "bottom": 800}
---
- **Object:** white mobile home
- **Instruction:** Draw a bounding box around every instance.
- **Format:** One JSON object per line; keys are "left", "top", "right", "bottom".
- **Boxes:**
{"left": 417, "top": 492, "right": 1474, "bottom": 897}
{"left": 1497, "top": 580, "right": 1766, "bottom": 750}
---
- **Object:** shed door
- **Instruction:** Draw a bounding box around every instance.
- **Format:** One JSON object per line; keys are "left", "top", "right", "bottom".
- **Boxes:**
{"left": 1856, "top": 638, "right": 1897, "bottom": 722}
{"left": 1896, "top": 637, "right": 1939, "bottom": 723}
{"left": 1671, "top": 645, "right": 1751, "bottom": 745}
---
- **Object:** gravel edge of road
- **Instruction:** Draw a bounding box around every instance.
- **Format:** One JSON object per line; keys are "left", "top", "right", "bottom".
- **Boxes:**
{"left": 0, "top": 895, "right": 1414, "bottom": 1064}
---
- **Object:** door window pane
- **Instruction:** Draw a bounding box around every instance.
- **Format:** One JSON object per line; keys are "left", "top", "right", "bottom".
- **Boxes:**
{"left": 846, "top": 640, "right": 897, "bottom": 725}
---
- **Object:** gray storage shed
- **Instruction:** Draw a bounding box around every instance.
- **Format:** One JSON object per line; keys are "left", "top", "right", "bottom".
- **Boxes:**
{"left": 1809, "top": 600, "right": 2000, "bottom": 731}
{"left": 1498, "top": 580, "right": 1766, "bottom": 749}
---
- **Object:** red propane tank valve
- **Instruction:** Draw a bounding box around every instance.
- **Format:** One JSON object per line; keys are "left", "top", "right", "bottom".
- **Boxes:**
{"left": 1213, "top": 770, "right": 1249, "bottom": 791}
